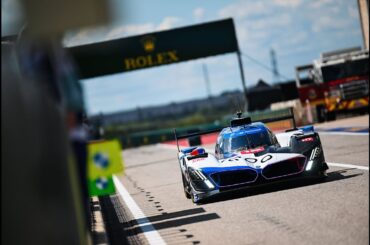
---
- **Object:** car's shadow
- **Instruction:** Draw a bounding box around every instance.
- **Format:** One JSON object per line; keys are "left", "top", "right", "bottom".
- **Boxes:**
{"left": 199, "top": 168, "right": 364, "bottom": 205}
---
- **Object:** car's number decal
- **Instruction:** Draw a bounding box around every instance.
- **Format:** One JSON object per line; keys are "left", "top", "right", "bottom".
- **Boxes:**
{"left": 245, "top": 158, "right": 257, "bottom": 163}
{"left": 261, "top": 155, "right": 272, "bottom": 163}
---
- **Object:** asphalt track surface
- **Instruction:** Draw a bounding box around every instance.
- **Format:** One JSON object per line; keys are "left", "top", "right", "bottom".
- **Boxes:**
{"left": 112, "top": 116, "right": 369, "bottom": 245}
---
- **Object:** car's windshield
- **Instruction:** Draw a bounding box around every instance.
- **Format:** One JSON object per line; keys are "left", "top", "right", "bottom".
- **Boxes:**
{"left": 223, "top": 131, "right": 272, "bottom": 154}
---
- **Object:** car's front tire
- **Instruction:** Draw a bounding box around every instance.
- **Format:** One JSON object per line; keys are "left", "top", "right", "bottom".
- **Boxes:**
{"left": 191, "top": 190, "right": 201, "bottom": 204}
{"left": 182, "top": 174, "right": 191, "bottom": 199}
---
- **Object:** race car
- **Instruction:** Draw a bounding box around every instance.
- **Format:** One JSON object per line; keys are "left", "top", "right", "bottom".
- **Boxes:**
{"left": 174, "top": 111, "right": 329, "bottom": 203}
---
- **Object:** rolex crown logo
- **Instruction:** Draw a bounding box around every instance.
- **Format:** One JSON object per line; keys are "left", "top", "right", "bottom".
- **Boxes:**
{"left": 141, "top": 36, "right": 156, "bottom": 52}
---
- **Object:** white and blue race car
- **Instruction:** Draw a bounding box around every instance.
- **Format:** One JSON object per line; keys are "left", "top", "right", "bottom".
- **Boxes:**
{"left": 174, "top": 112, "right": 329, "bottom": 203}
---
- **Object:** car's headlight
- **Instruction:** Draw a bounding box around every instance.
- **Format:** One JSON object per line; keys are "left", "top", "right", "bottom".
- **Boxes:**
{"left": 188, "top": 168, "right": 205, "bottom": 181}
{"left": 188, "top": 168, "right": 215, "bottom": 190}
{"left": 305, "top": 147, "right": 321, "bottom": 171}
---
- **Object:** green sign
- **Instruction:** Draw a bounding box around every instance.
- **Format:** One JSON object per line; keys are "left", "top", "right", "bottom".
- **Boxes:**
{"left": 88, "top": 176, "right": 115, "bottom": 196}
{"left": 68, "top": 18, "right": 239, "bottom": 79}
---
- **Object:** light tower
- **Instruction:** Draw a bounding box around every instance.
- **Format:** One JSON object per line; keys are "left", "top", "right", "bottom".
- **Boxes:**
{"left": 270, "top": 48, "right": 280, "bottom": 83}
{"left": 202, "top": 63, "right": 211, "bottom": 98}
{"left": 202, "top": 63, "right": 214, "bottom": 108}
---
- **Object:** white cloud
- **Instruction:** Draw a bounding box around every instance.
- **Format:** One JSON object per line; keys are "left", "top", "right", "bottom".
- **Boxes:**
{"left": 193, "top": 7, "right": 205, "bottom": 22}
{"left": 106, "top": 23, "right": 155, "bottom": 39}
{"left": 233, "top": 12, "right": 292, "bottom": 54}
{"left": 106, "top": 16, "right": 180, "bottom": 39}
{"left": 218, "top": 1, "right": 271, "bottom": 19}
{"left": 218, "top": 1, "right": 293, "bottom": 54}
{"left": 348, "top": 5, "right": 359, "bottom": 19}
{"left": 63, "top": 27, "right": 107, "bottom": 47}
{"left": 249, "top": 13, "right": 292, "bottom": 30}
{"left": 284, "top": 30, "right": 308, "bottom": 46}
{"left": 69, "top": 29, "right": 90, "bottom": 42}
{"left": 156, "top": 16, "right": 181, "bottom": 31}
{"left": 64, "top": 16, "right": 181, "bottom": 47}
{"left": 273, "top": 0, "right": 302, "bottom": 8}
{"left": 218, "top": 0, "right": 301, "bottom": 20}
{"left": 334, "top": 28, "right": 361, "bottom": 39}
{"left": 309, "top": 0, "right": 335, "bottom": 9}
{"left": 278, "top": 43, "right": 313, "bottom": 56}
{"left": 312, "top": 16, "right": 351, "bottom": 32}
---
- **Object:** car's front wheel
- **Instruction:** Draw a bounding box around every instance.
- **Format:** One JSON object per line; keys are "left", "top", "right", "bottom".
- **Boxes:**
{"left": 191, "top": 190, "right": 201, "bottom": 204}
{"left": 182, "top": 174, "right": 191, "bottom": 199}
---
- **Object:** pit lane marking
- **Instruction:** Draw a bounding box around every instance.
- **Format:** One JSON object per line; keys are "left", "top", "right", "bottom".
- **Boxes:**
{"left": 113, "top": 175, "right": 166, "bottom": 245}
{"left": 157, "top": 144, "right": 369, "bottom": 171}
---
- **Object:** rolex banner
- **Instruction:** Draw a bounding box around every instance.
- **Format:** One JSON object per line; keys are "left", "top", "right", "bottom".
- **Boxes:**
{"left": 68, "top": 18, "right": 238, "bottom": 79}
{"left": 87, "top": 140, "right": 124, "bottom": 196}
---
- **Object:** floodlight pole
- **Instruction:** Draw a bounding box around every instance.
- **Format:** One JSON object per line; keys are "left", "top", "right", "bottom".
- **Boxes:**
{"left": 202, "top": 63, "right": 213, "bottom": 108}
{"left": 237, "top": 50, "right": 248, "bottom": 112}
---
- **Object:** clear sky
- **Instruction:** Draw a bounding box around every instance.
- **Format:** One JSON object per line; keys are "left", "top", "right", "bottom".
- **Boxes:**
{"left": 2, "top": 0, "right": 364, "bottom": 116}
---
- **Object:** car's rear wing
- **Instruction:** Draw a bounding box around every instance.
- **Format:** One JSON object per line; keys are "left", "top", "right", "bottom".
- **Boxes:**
{"left": 173, "top": 127, "right": 223, "bottom": 152}
{"left": 173, "top": 107, "right": 297, "bottom": 152}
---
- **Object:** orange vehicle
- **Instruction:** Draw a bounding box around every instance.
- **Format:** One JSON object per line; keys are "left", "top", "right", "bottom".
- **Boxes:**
{"left": 295, "top": 47, "right": 369, "bottom": 122}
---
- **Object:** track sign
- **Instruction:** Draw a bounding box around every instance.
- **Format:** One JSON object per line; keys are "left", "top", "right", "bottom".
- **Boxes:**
{"left": 88, "top": 176, "right": 116, "bottom": 196}
{"left": 88, "top": 140, "right": 124, "bottom": 196}
{"left": 88, "top": 139, "right": 124, "bottom": 178}
{"left": 68, "top": 18, "right": 238, "bottom": 79}
{"left": 87, "top": 139, "right": 124, "bottom": 196}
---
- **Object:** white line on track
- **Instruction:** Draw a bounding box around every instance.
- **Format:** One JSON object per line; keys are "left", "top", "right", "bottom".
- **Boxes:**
{"left": 113, "top": 175, "right": 166, "bottom": 245}
{"left": 318, "top": 131, "right": 368, "bottom": 136}
{"left": 327, "top": 162, "right": 369, "bottom": 171}
{"left": 156, "top": 144, "right": 369, "bottom": 171}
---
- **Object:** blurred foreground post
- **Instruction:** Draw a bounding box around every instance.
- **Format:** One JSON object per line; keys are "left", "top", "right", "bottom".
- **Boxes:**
{"left": 2, "top": 41, "right": 87, "bottom": 245}
{"left": 2, "top": 0, "right": 112, "bottom": 244}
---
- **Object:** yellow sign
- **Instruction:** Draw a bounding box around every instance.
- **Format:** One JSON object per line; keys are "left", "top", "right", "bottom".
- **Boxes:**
{"left": 88, "top": 139, "right": 124, "bottom": 179}
{"left": 124, "top": 50, "right": 179, "bottom": 70}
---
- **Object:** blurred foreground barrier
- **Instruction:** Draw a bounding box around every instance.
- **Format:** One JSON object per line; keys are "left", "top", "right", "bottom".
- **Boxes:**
{"left": 2, "top": 43, "right": 87, "bottom": 245}
{"left": 2, "top": 0, "right": 114, "bottom": 244}
{"left": 87, "top": 140, "right": 124, "bottom": 196}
